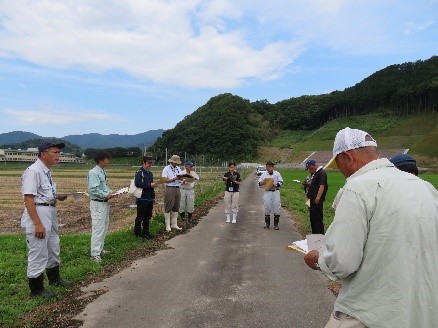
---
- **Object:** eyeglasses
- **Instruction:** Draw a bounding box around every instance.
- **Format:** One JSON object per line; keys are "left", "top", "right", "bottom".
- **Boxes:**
{"left": 44, "top": 150, "right": 60, "bottom": 154}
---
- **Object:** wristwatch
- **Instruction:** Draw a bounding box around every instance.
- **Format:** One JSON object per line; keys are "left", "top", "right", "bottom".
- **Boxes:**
{"left": 315, "top": 262, "right": 321, "bottom": 271}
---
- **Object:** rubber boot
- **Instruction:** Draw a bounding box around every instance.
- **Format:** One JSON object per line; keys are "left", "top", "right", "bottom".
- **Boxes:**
{"left": 164, "top": 212, "right": 171, "bottom": 231}
{"left": 232, "top": 212, "right": 237, "bottom": 224}
{"left": 46, "top": 265, "right": 73, "bottom": 287}
{"left": 226, "top": 213, "right": 231, "bottom": 223}
{"left": 187, "top": 212, "right": 193, "bottom": 224}
{"left": 180, "top": 212, "right": 186, "bottom": 221}
{"left": 29, "top": 274, "right": 56, "bottom": 298}
{"left": 274, "top": 215, "right": 280, "bottom": 230}
{"left": 264, "top": 215, "right": 270, "bottom": 229}
{"left": 134, "top": 217, "right": 142, "bottom": 237}
{"left": 171, "top": 212, "right": 182, "bottom": 230}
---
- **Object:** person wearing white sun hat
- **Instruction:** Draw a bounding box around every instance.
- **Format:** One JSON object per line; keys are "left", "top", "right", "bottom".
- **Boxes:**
{"left": 162, "top": 155, "right": 183, "bottom": 231}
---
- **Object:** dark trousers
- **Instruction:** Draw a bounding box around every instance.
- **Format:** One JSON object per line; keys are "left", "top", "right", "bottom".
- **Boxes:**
{"left": 309, "top": 200, "right": 324, "bottom": 234}
{"left": 135, "top": 200, "right": 153, "bottom": 236}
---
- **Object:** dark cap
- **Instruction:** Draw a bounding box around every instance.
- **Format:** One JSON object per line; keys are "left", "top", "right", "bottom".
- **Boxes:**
{"left": 38, "top": 141, "right": 65, "bottom": 152}
{"left": 389, "top": 154, "right": 416, "bottom": 167}
{"left": 305, "top": 159, "right": 316, "bottom": 170}
{"left": 266, "top": 160, "right": 275, "bottom": 166}
{"left": 185, "top": 160, "right": 194, "bottom": 167}
{"left": 143, "top": 155, "right": 154, "bottom": 162}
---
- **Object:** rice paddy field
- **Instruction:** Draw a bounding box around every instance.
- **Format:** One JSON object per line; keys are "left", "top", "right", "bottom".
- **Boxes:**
{"left": 0, "top": 164, "right": 232, "bottom": 235}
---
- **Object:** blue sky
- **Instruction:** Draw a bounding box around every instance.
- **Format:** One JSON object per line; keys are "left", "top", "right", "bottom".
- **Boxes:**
{"left": 0, "top": 0, "right": 437, "bottom": 138}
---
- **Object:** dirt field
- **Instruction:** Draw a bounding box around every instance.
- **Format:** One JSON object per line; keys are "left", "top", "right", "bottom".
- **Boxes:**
{"left": 0, "top": 166, "right": 228, "bottom": 235}
{"left": 0, "top": 168, "right": 172, "bottom": 235}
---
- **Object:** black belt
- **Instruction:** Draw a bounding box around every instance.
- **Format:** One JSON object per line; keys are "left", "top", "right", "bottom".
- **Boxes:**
{"left": 35, "top": 203, "right": 56, "bottom": 207}
{"left": 92, "top": 199, "right": 108, "bottom": 202}
{"left": 166, "top": 186, "right": 179, "bottom": 188}
{"left": 268, "top": 189, "right": 279, "bottom": 192}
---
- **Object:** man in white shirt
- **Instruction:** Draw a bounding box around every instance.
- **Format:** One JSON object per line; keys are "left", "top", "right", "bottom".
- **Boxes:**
{"left": 21, "top": 141, "right": 72, "bottom": 297}
{"left": 304, "top": 127, "right": 438, "bottom": 328}
{"left": 258, "top": 161, "right": 284, "bottom": 230}
{"left": 162, "top": 155, "right": 183, "bottom": 231}
{"left": 179, "top": 160, "right": 199, "bottom": 224}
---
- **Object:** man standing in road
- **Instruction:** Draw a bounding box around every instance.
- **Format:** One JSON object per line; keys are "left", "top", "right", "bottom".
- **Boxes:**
{"left": 304, "top": 127, "right": 438, "bottom": 327}
{"left": 305, "top": 159, "right": 328, "bottom": 234}
{"left": 179, "top": 160, "right": 199, "bottom": 224}
{"left": 258, "top": 160, "right": 284, "bottom": 230}
{"left": 223, "top": 161, "right": 241, "bottom": 224}
{"left": 88, "top": 150, "right": 115, "bottom": 262}
{"left": 21, "top": 141, "right": 72, "bottom": 297}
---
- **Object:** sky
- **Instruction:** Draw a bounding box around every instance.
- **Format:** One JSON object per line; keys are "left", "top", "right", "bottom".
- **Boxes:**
{"left": 0, "top": 0, "right": 437, "bottom": 138}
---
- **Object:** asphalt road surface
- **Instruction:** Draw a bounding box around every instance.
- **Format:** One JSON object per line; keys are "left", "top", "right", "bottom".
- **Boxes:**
{"left": 75, "top": 174, "right": 335, "bottom": 328}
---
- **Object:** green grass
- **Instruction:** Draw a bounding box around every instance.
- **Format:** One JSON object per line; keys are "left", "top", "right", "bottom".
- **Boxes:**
{"left": 0, "top": 168, "right": 252, "bottom": 326}
{"left": 279, "top": 169, "right": 438, "bottom": 236}
{"left": 266, "top": 112, "right": 438, "bottom": 161}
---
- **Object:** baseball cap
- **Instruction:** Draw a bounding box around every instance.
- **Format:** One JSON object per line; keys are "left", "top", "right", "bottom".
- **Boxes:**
{"left": 326, "top": 127, "right": 377, "bottom": 169}
{"left": 266, "top": 160, "right": 275, "bottom": 166}
{"left": 185, "top": 160, "right": 194, "bottom": 166}
{"left": 305, "top": 159, "right": 316, "bottom": 170}
{"left": 38, "top": 141, "right": 65, "bottom": 152}
{"left": 389, "top": 153, "right": 416, "bottom": 167}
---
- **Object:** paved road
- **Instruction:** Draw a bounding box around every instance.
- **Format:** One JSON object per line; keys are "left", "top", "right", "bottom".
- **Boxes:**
{"left": 75, "top": 174, "right": 335, "bottom": 327}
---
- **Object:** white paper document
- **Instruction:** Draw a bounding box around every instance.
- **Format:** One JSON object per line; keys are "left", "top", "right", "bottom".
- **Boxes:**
{"left": 287, "top": 234, "right": 324, "bottom": 254}
{"left": 113, "top": 187, "right": 129, "bottom": 195}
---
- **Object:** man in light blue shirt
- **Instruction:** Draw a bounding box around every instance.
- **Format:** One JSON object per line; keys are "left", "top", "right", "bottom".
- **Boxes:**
{"left": 88, "top": 151, "right": 115, "bottom": 262}
{"left": 304, "top": 127, "right": 438, "bottom": 328}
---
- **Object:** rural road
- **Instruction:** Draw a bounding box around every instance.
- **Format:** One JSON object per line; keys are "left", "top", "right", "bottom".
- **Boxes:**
{"left": 75, "top": 173, "right": 335, "bottom": 327}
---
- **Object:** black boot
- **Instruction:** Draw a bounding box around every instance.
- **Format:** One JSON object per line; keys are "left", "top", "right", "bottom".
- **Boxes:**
{"left": 180, "top": 212, "right": 186, "bottom": 221}
{"left": 187, "top": 212, "right": 193, "bottom": 224}
{"left": 134, "top": 217, "right": 142, "bottom": 237}
{"left": 264, "top": 215, "right": 270, "bottom": 229}
{"left": 274, "top": 215, "right": 280, "bottom": 230}
{"left": 142, "top": 224, "right": 152, "bottom": 240}
{"left": 46, "top": 266, "right": 73, "bottom": 287}
{"left": 29, "top": 274, "right": 56, "bottom": 297}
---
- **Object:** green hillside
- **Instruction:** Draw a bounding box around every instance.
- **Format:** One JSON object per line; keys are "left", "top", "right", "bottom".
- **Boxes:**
{"left": 261, "top": 112, "right": 438, "bottom": 167}
{"left": 148, "top": 56, "right": 437, "bottom": 166}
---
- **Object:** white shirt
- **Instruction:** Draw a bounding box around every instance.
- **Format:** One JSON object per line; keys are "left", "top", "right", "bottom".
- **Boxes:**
{"left": 319, "top": 158, "right": 438, "bottom": 327}
{"left": 258, "top": 170, "right": 283, "bottom": 190}
{"left": 21, "top": 158, "right": 57, "bottom": 204}
{"left": 162, "top": 164, "right": 182, "bottom": 187}
{"left": 179, "top": 169, "right": 199, "bottom": 190}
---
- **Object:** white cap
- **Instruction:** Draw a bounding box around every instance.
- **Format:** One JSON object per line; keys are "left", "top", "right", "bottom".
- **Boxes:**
{"left": 324, "top": 127, "right": 377, "bottom": 169}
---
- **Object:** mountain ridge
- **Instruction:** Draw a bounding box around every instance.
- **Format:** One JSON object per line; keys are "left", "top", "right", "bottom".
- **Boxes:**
{"left": 0, "top": 130, "right": 165, "bottom": 150}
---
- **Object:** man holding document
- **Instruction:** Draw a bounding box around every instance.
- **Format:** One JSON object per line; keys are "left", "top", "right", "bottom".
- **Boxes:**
{"left": 304, "top": 127, "right": 438, "bottom": 328}
{"left": 258, "top": 160, "right": 283, "bottom": 230}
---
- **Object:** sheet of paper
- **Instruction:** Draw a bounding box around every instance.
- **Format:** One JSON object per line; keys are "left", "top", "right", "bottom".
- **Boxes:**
{"left": 113, "top": 187, "right": 129, "bottom": 195}
{"left": 306, "top": 234, "right": 325, "bottom": 253}
{"left": 287, "top": 239, "right": 308, "bottom": 253}
{"left": 286, "top": 244, "right": 307, "bottom": 254}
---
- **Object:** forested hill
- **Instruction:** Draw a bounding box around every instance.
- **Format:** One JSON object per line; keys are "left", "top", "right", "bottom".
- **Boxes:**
{"left": 149, "top": 56, "right": 437, "bottom": 163}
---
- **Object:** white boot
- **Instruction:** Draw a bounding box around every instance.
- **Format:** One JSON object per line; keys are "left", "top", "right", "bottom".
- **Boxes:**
{"left": 164, "top": 212, "right": 171, "bottom": 231}
{"left": 171, "top": 212, "right": 182, "bottom": 230}
{"left": 232, "top": 212, "right": 237, "bottom": 224}
{"left": 225, "top": 213, "right": 231, "bottom": 223}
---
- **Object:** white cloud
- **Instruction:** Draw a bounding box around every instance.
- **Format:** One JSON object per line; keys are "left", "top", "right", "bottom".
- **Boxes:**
{"left": 404, "top": 20, "right": 435, "bottom": 36}
{"left": 2, "top": 108, "right": 120, "bottom": 125}
{"left": 0, "top": 0, "right": 436, "bottom": 88}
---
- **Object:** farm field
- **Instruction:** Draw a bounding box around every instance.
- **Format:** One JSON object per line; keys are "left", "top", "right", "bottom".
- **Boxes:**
{"left": 0, "top": 164, "right": 231, "bottom": 235}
